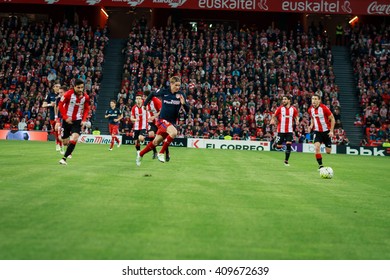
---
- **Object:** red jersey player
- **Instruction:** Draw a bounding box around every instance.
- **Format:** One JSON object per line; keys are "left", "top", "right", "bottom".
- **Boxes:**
{"left": 131, "top": 94, "right": 148, "bottom": 156}
{"left": 58, "top": 79, "right": 90, "bottom": 165}
{"left": 308, "top": 93, "right": 335, "bottom": 170}
{"left": 270, "top": 95, "right": 299, "bottom": 166}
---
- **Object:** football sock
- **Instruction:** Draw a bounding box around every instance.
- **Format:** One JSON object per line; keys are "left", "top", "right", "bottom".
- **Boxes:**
{"left": 166, "top": 146, "right": 169, "bottom": 156}
{"left": 135, "top": 142, "right": 140, "bottom": 151}
{"left": 113, "top": 136, "right": 119, "bottom": 143}
{"left": 315, "top": 153, "right": 323, "bottom": 165}
{"left": 65, "top": 140, "right": 76, "bottom": 158}
{"left": 160, "top": 135, "right": 173, "bottom": 154}
{"left": 149, "top": 137, "right": 157, "bottom": 153}
{"left": 140, "top": 141, "right": 156, "bottom": 157}
{"left": 285, "top": 144, "right": 291, "bottom": 161}
{"left": 110, "top": 138, "right": 114, "bottom": 149}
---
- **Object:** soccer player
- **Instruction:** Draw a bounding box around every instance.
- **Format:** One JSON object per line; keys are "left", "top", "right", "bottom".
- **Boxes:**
{"left": 131, "top": 94, "right": 148, "bottom": 156}
{"left": 136, "top": 76, "right": 189, "bottom": 166}
{"left": 105, "top": 100, "right": 122, "bottom": 151}
{"left": 308, "top": 93, "right": 335, "bottom": 170}
{"left": 142, "top": 90, "right": 170, "bottom": 161}
{"left": 42, "top": 81, "right": 63, "bottom": 152}
{"left": 56, "top": 86, "right": 67, "bottom": 155}
{"left": 58, "top": 79, "right": 90, "bottom": 165}
{"left": 270, "top": 95, "right": 299, "bottom": 166}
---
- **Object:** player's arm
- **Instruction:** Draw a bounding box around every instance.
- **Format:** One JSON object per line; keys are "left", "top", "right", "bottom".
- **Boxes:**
{"left": 308, "top": 116, "right": 314, "bottom": 131}
{"left": 148, "top": 111, "right": 160, "bottom": 122}
{"left": 294, "top": 108, "right": 300, "bottom": 126}
{"left": 143, "top": 90, "right": 161, "bottom": 107}
{"left": 59, "top": 92, "right": 71, "bottom": 122}
{"left": 104, "top": 110, "right": 111, "bottom": 119}
{"left": 130, "top": 107, "right": 137, "bottom": 123}
{"left": 179, "top": 93, "right": 190, "bottom": 113}
{"left": 81, "top": 96, "right": 91, "bottom": 127}
{"left": 42, "top": 95, "right": 55, "bottom": 108}
{"left": 54, "top": 100, "right": 59, "bottom": 119}
{"left": 270, "top": 114, "right": 277, "bottom": 125}
{"left": 270, "top": 108, "right": 279, "bottom": 125}
{"left": 114, "top": 110, "right": 123, "bottom": 122}
{"left": 328, "top": 113, "right": 335, "bottom": 137}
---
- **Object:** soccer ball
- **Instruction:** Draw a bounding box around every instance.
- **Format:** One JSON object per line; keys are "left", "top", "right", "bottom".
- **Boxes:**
{"left": 320, "top": 167, "right": 334, "bottom": 179}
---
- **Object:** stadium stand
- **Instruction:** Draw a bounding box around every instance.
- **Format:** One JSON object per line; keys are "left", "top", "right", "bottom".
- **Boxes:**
{"left": 350, "top": 23, "right": 390, "bottom": 146}
{"left": 119, "top": 19, "right": 348, "bottom": 144}
{"left": 0, "top": 16, "right": 107, "bottom": 133}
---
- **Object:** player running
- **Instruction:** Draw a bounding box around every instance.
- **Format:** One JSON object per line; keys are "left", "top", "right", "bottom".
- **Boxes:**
{"left": 105, "top": 100, "right": 122, "bottom": 151}
{"left": 136, "top": 76, "right": 189, "bottom": 166}
{"left": 58, "top": 79, "right": 90, "bottom": 165}
{"left": 142, "top": 90, "right": 170, "bottom": 161}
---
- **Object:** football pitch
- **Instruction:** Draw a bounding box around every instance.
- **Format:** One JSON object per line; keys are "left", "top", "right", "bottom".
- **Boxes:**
{"left": 0, "top": 140, "right": 389, "bottom": 260}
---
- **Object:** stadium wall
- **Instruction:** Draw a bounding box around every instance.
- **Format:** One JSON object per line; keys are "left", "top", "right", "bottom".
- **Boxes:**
{"left": 1, "top": 132, "right": 388, "bottom": 156}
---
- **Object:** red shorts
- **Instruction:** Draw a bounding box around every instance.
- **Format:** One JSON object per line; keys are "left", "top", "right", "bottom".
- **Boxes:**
{"left": 109, "top": 124, "right": 119, "bottom": 135}
{"left": 156, "top": 119, "right": 172, "bottom": 139}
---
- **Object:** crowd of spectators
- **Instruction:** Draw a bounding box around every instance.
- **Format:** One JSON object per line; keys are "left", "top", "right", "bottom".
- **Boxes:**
{"left": 4, "top": 14, "right": 388, "bottom": 147}
{"left": 118, "top": 19, "right": 348, "bottom": 144}
{"left": 350, "top": 23, "right": 390, "bottom": 146}
{"left": 0, "top": 15, "right": 108, "bottom": 134}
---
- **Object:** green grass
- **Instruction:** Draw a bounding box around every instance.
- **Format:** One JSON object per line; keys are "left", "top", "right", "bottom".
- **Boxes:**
{"left": 0, "top": 140, "right": 389, "bottom": 260}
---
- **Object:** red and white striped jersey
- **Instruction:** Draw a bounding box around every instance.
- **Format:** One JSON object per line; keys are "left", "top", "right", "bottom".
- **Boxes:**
{"left": 273, "top": 105, "right": 298, "bottom": 133}
{"left": 146, "top": 96, "right": 162, "bottom": 124}
{"left": 59, "top": 89, "right": 90, "bottom": 122}
{"left": 131, "top": 105, "right": 147, "bottom": 130}
{"left": 308, "top": 104, "right": 332, "bottom": 132}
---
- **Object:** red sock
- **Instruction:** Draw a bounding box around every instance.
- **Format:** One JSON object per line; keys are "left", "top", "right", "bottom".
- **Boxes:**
{"left": 110, "top": 138, "right": 114, "bottom": 149}
{"left": 113, "top": 136, "right": 119, "bottom": 143}
{"left": 140, "top": 141, "right": 156, "bottom": 157}
{"left": 160, "top": 135, "right": 173, "bottom": 154}
{"left": 315, "top": 153, "right": 323, "bottom": 165}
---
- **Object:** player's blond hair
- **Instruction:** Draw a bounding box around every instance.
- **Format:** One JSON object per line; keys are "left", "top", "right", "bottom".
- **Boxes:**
{"left": 170, "top": 76, "right": 181, "bottom": 84}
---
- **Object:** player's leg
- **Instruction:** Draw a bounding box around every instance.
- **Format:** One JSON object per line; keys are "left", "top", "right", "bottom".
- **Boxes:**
{"left": 115, "top": 128, "right": 121, "bottom": 147}
{"left": 324, "top": 133, "right": 332, "bottom": 154}
{"left": 284, "top": 133, "right": 293, "bottom": 166}
{"left": 109, "top": 125, "right": 115, "bottom": 150}
{"left": 55, "top": 121, "right": 65, "bottom": 154}
{"left": 274, "top": 134, "right": 283, "bottom": 151}
{"left": 148, "top": 128, "right": 158, "bottom": 159}
{"left": 133, "top": 130, "right": 141, "bottom": 152}
{"left": 159, "top": 125, "right": 177, "bottom": 155}
{"left": 165, "top": 145, "right": 170, "bottom": 162}
{"left": 137, "top": 133, "right": 164, "bottom": 166}
{"left": 59, "top": 122, "right": 71, "bottom": 165}
{"left": 60, "top": 121, "right": 81, "bottom": 164}
{"left": 136, "top": 130, "right": 146, "bottom": 152}
{"left": 140, "top": 134, "right": 163, "bottom": 157}
{"left": 112, "top": 124, "right": 120, "bottom": 146}
{"left": 313, "top": 132, "right": 324, "bottom": 170}
{"left": 52, "top": 120, "right": 61, "bottom": 151}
